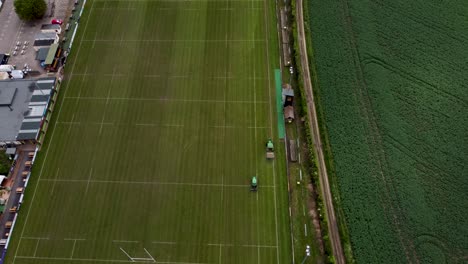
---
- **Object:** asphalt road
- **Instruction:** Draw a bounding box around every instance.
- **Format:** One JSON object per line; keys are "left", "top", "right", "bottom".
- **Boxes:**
{"left": 294, "top": 0, "right": 346, "bottom": 263}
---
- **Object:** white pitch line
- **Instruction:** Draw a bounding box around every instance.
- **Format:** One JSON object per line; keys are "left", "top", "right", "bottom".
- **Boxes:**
{"left": 67, "top": 114, "right": 76, "bottom": 134}
{"left": 242, "top": 244, "right": 278, "bottom": 248}
{"left": 50, "top": 167, "right": 60, "bottom": 195}
{"left": 21, "top": 237, "right": 49, "bottom": 240}
{"left": 136, "top": 123, "right": 184, "bottom": 128}
{"left": 82, "top": 39, "right": 265, "bottom": 43}
{"left": 75, "top": 66, "right": 89, "bottom": 108}
{"left": 143, "top": 248, "right": 156, "bottom": 262}
{"left": 64, "top": 96, "right": 268, "bottom": 104}
{"left": 119, "top": 248, "right": 135, "bottom": 262}
{"left": 99, "top": 67, "right": 116, "bottom": 134}
{"left": 152, "top": 241, "right": 177, "bottom": 245}
{"left": 143, "top": 74, "right": 161, "bottom": 78}
{"left": 39, "top": 178, "right": 276, "bottom": 188}
{"left": 99, "top": 115, "right": 106, "bottom": 135}
{"left": 70, "top": 240, "right": 78, "bottom": 259}
{"left": 113, "top": 240, "right": 139, "bottom": 243}
{"left": 71, "top": 73, "right": 267, "bottom": 81}
{"left": 33, "top": 240, "right": 40, "bottom": 257}
{"left": 85, "top": 167, "right": 93, "bottom": 194}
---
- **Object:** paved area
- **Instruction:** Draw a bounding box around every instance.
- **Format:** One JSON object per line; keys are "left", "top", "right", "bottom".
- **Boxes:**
{"left": 0, "top": 0, "right": 73, "bottom": 76}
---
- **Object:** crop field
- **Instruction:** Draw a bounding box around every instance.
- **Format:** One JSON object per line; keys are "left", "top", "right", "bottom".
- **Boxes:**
{"left": 307, "top": 0, "right": 468, "bottom": 263}
{"left": 5, "top": 0, "right": 292, "bottom": 263}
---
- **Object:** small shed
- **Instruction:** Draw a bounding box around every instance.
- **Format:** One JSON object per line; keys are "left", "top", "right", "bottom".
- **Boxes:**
{"left": 36, "top": 47, "right": 50, "bottom": 61}
{"left": 44, "top": 43, "right": 59, "bottom": 66}
{"left": 282, "top": 85, "right": 294, "bottom": 107}
{"left": 284, "top": 106, "right": 294, "bottom": 123}
{"left": 5, "top": 148, "right": 16, "bottom": 156}
{"left": 41, "top": 24, "right": 61, "bottom": 34}
{"left": 34, "top": 32, "right": 58, "bottom": 41}
{"left": 33, "top": 39, "right": 56, "bottom": 51}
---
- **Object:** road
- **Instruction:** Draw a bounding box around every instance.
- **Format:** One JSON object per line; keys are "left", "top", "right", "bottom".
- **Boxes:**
{"left": 294, "top": 0, "right": 346, "bottom": 263}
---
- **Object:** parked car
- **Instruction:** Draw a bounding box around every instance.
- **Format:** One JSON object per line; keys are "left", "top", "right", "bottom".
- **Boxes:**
{"left": 51, "top": 19, "right": 63, "bottom": 25}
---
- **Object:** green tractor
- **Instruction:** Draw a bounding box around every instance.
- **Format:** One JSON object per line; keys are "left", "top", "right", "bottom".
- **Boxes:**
{"left": 266, "top": 139, "right": 275, "bottom": 159}
{"left": 251, "top": 176, "right": 257, "bottom": 191}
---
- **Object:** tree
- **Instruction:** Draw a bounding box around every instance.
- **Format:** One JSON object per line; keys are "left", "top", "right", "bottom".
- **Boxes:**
{"left": 0, "top": 150, "right": 11, "bottom": 175}
{"left": 14, "top": 0, "right": 47, "bottom": 21}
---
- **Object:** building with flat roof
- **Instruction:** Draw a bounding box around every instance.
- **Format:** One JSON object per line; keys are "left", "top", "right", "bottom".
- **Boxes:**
{"left": 0, "top": 78, "right": 56, "bottom": 146}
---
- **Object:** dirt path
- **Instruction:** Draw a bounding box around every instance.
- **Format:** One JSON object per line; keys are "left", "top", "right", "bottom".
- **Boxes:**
{"left": 294, "top": 0, "right": 346, "bottom": 263}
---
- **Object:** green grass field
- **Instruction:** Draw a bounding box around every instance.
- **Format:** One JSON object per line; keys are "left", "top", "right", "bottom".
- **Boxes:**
{"left": 307, "top": 0, "right": 468, "bottom": 262}
{"left": 5, "top": 0, "right": 292, "bottom": 263}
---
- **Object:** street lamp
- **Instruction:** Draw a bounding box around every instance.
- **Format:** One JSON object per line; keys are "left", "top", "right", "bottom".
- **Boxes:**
{"left": 301, "top": 245, "right": 311, "bottom": 264}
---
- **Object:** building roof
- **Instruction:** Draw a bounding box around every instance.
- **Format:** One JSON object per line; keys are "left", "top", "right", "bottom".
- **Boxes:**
{"left": 45, "top": 44, "right": 59, "bottom": 65}
{"left": 36, "top": 47, "right": 49, "bottom": 61}
{"left": 5, "top": 147, "right": 16, "bottom": 155}
{"left": 282, "top": 88, "right": 294, "bottom": 97}
{"left": 0, "top": 87, "right": 17, "bottom": 106}
{"left": 0, "top": 77, "right": 55, "bottom": 142}
{"left": 35, "top": 32, "right": 57, "bottom": 40}
{"left": 33, "top": 39, "right": 55, "bottom": 47}
{"left": 41, "top": 24, "right": 61, "bottom": 30}
{"left": 284, "top": 106, "right": 294, "bottom": 119}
